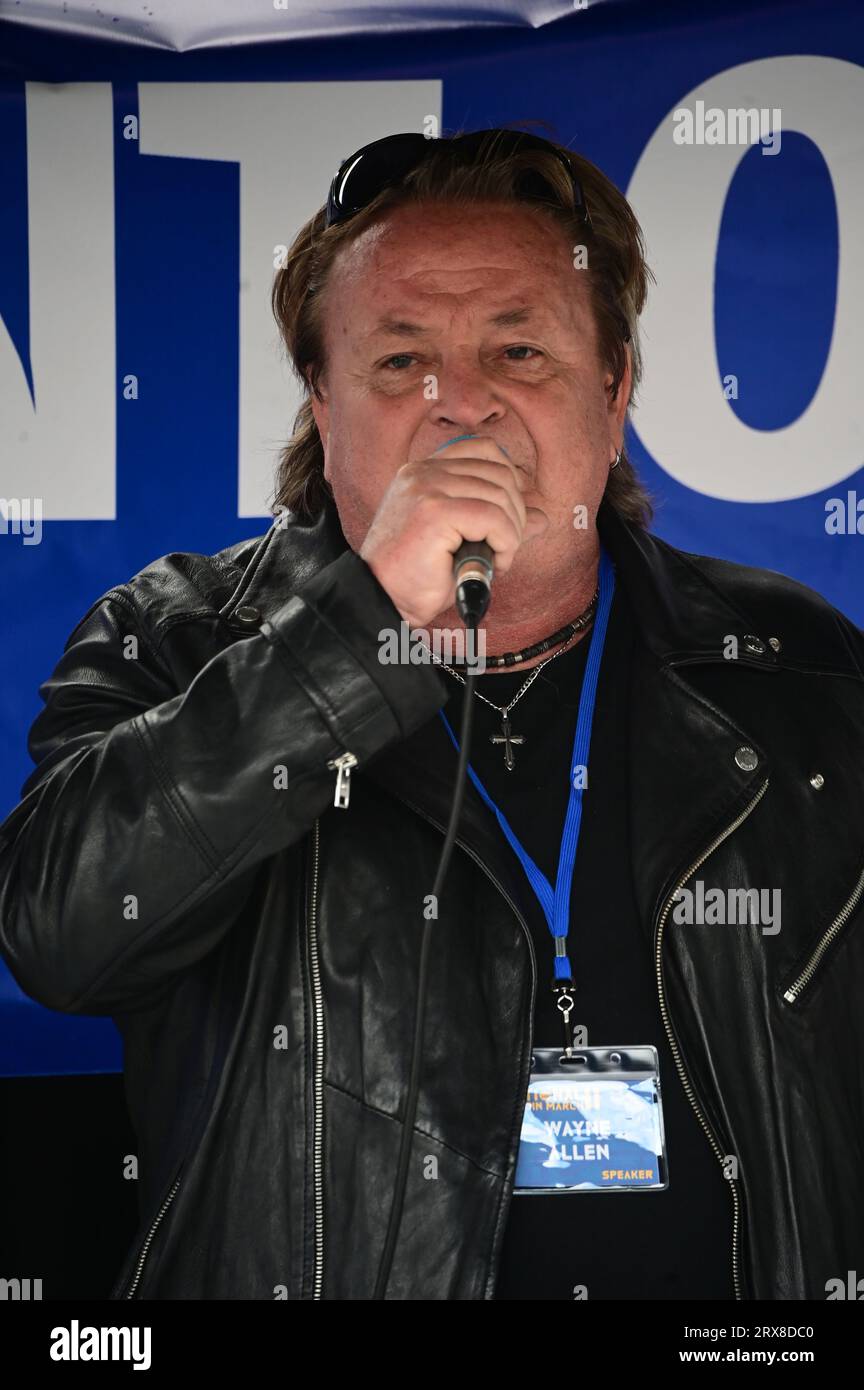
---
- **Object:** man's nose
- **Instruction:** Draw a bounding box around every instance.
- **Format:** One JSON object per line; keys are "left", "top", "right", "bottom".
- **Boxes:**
{"left": 430, "top": 359, "right": 506, "bottom": 432}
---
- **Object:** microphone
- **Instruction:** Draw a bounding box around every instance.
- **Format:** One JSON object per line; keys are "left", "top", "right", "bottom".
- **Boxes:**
{"left": 433, "top": 434, "right": 503, "bottom": 625}
{"left": 453, "top": 539, "right": 494, "bottom": 625}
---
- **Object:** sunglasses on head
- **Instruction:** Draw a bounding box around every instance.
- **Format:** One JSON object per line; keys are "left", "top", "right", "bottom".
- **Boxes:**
{"left": 324, "top": 128, "right": 594, "bottom": 231}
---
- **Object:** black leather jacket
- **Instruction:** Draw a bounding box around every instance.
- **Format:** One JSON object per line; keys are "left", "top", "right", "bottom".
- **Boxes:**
{"left": 1, "top": 496, "right": 863, "bottom": 1301}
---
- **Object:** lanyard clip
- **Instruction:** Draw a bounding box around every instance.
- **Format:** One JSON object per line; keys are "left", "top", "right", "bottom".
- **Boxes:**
{"left": 552, "top": 980, "right": 577, "bottom": 1057}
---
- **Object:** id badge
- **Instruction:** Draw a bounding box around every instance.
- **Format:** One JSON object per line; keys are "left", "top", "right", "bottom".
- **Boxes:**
{"left": 513, "top": 1045, "right": 669, "bottom": 1193}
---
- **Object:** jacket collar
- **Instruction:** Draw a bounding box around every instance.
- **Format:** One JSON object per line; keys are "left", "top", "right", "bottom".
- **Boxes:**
{"left": 221, "top": 493, "right": 856, "bottom": 677}
{"left": 212, "top": 496, "right": 859, "bottom": 1153}
{"left": 215, "top": 493, "right": 854, "bottom": 965}
{"left": 595, "top": 501, "right": 856, "bottom": 676}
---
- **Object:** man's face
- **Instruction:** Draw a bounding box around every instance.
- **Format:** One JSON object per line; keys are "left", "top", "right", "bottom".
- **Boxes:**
{"left": 309, "top": 199, "right": 630, "bottom": 599}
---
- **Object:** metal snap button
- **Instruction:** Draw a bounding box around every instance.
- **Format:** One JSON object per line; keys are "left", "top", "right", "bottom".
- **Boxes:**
{"left": 734, "top": 746, "right": 759, "bottom": 771}
{"left": 809, "top": 773, "right": 825, "bottom": 790}
{"left": 742, "top": 635, "right": 766, "bottom": 655}
{"left": 231, "top": 604, "right": 262, "bottom": 629}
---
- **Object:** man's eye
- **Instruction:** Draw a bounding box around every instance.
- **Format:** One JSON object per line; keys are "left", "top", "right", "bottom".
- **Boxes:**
{"left": 381, "top": 354, "right": 417, "bottom": 370}
{"left": 504, "top": 345, "right": 542, "bottom": 361}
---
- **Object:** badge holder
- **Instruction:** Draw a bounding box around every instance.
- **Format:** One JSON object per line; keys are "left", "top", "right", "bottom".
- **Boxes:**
{"left": 513, "top": 1044, "right": 669, "bottom": 1194}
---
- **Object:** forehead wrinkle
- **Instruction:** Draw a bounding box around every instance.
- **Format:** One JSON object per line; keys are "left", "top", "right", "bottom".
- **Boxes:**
{"left": 327, "top": 217, "right": 585, "bottom": 349}
{"left": 363, "top": 304, "right": 552, "bottom": 342}
{"left": 334, "top": 199, "right": 572, "bottom": 289}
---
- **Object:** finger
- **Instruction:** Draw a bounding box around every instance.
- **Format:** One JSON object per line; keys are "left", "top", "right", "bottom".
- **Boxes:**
{"left": 424, "top": 459, "right": 527, "bottom": 541}
{"left": 428, "top": 461, "right": 528, "bottom": 531}
{"left": 431, "top": 437, "right": 525, "bottom": 493}
{"left": 437, "top": 498, "right": 523, "bottom": 570}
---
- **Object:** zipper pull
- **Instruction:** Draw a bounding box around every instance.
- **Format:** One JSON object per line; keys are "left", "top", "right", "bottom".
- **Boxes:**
{"left": 326, "top": 752, "right": 358, "bottom": 809}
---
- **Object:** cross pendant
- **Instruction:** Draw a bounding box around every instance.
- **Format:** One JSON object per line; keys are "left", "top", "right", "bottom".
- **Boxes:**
{"left": 490, "top": 711, "right": 525, "bottom": 772}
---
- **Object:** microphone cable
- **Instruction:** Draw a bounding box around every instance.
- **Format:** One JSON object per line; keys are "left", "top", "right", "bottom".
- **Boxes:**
{"left": 371, "top": 609, "right": 483, "bottom": 1299}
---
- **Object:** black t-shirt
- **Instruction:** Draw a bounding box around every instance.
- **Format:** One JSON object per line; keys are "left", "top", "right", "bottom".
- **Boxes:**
{"left": 441, "top": 585, "right": 734, "bottom": 1300}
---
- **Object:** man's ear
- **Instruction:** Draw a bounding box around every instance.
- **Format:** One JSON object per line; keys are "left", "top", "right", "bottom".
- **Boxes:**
{"left": 606, "top": 340, "right": 632, "bottom": 434}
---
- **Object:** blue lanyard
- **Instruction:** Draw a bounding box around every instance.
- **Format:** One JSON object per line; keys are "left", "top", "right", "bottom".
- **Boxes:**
{"left": 439, "top": 545, "right": 615, "bottom": 983}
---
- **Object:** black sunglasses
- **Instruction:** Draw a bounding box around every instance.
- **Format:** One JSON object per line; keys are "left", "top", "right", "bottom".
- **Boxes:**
{"left": 324, "top": 128, "right": 594, "bottom": 232}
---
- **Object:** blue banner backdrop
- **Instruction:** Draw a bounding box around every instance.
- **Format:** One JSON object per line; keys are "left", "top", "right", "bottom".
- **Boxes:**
{"left": 1, "top": 0, "right": 862, "bottom": 1074}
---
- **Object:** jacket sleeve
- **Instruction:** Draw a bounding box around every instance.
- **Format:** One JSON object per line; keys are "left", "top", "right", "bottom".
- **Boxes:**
{"left": 0, "top": 547, "right": 448, "bottom": 1015}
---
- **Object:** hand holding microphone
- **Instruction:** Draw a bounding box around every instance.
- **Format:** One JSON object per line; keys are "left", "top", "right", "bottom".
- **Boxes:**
{"left": 359, "top": 435, "right": 548, "bottom": 629}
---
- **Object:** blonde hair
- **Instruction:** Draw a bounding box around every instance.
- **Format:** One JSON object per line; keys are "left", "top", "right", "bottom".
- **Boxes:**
{"left": 270, "top": 127, "right": 655, "bottom": 527}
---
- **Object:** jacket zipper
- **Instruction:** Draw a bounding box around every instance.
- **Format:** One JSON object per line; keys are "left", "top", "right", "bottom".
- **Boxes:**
{"left": 653, "top": 775, "right": 769, "bottom": 1304}
{"left": 326, "top": 752, "right": 357, "bottom": 809}
{"left": 782, "top": 862, "right": 864, "bottom": 1003}
{"left": 307, "top": 746, "right": 356, "bottom": 1297}
{"left": 308, "top": 817, "right": 326, "bottom": 1299}
{"left": 122, "top": 1172, "right": 182, "bottom": 1299}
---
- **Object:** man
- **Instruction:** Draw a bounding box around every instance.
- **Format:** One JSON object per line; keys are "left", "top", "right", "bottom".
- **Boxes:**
{"left": 1, "top": 129, "right": 863, "bottom": 1301}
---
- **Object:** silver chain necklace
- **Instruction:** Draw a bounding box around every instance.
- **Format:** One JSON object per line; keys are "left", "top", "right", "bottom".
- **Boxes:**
{"left": 430, "top": 621, "right": 591, "bottom": 772}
